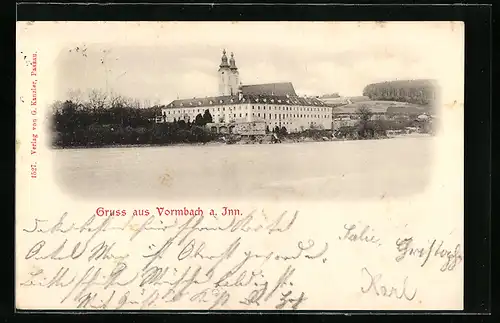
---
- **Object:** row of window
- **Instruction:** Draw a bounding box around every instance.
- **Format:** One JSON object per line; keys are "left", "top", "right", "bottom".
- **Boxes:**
{"left": 254, "top": 113, "right": 330, "bottom": 119}
{"left": 169, "top": 113, "right": 331, "bottom": 120}
{"left": 164, "top": 111, "right": 331, "bottom": 120}
{"left": 262, "top": 121, "right": 321, "bottom": 127}
{"left": 164, "top": 105, "right": 332, "bottom": 115}
{"left": 252, "top": 106, "right": 330, "bottom": 112}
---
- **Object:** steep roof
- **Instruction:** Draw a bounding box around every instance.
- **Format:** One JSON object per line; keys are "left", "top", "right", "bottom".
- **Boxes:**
{"left": 241, "top": 82, "right": 296, "bottom": 96}
{"left": 165, "top": 94, "right": 327, "bottom": 109}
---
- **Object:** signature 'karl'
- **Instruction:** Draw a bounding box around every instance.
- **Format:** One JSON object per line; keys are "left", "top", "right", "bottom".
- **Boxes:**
{"left": 360, "top": 267, "right": 417, "bottom": 301}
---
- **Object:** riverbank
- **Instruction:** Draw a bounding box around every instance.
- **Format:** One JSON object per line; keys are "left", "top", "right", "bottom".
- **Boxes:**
{"left": 51, "top": 132, "right": 433, "bottom": 149}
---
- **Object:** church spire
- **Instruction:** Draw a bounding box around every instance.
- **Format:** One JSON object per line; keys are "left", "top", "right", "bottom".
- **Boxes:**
{"left": 219, "top": 49, "right": 229, "bottom": 68}
{"left": 229, "top": 52, "right": 237, "bottom": 70}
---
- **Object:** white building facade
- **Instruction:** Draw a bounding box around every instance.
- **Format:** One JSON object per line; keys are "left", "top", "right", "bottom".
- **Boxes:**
{"left": 161, "top": 97, "right": 334, "bottom": 132}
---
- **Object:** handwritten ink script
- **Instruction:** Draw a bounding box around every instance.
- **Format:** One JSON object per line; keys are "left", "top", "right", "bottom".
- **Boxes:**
{"left": 17, "top": 212, "right": 463, "bottom": 310}
{"left": 360, "top": 267, "right": 417, "bottom": 301}
{"left": 395, "top": 237, "right": 463, "bottom": 272}
{"left": 19, "top": 210, "right": 323, "bottom": 310}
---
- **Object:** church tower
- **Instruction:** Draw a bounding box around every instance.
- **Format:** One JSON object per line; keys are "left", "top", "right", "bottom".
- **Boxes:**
{"left": 218, "top": 49, "right": 239, "bottom": 96}
{"left": 218, "top": 49, "right": 231, "bottom": 96}
{"left": 229, "top": 52, "right": 239, "bottom": 96}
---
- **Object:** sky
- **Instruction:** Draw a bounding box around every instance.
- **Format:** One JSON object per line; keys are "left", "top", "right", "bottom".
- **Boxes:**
{"left": 50, "top": 22, "right": 464, "bottom": 105}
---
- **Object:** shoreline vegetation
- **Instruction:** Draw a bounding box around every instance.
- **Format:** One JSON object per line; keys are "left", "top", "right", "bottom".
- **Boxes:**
{"left": 51, "top": 82, "right": 435, "bottom": 149}
{"left": 51, "top": 133, "right": 432, "bottom": 150}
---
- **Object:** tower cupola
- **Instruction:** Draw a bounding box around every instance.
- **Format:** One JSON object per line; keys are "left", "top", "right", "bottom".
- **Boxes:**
{"left": 229, "top": 52, "right": 238, "bottom": 70}
{"left": 219, "top": 49, "right": 229, "bottom": 68}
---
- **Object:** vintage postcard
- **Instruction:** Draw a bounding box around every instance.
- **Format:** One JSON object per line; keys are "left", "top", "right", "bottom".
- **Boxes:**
{"left": 15, "top": 21, "right": 464, "bottom": 311}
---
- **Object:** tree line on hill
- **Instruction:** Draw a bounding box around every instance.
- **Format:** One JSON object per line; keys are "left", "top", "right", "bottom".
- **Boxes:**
{"left": 362, "top": 79, "right": 437, "bottom": 105}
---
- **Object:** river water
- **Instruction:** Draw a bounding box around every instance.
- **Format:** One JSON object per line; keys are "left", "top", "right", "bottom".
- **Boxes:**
{"left": 54, "top": 136, "right": 433, "bottom": 201}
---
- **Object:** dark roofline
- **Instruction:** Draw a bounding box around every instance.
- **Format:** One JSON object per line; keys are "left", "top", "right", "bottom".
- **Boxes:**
{"left": 241, "top": 82, "right": 297, "bottom": 96}
{"left": 241, "top": 81, "right": 293, "bottom": 87}
{"left": 164, "top": 93, "right": 328, "bottom": 109}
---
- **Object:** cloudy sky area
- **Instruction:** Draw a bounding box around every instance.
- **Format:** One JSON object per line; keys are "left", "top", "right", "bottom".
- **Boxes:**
{"left": 53, "top": 22, "right": 464, "bottom": 105}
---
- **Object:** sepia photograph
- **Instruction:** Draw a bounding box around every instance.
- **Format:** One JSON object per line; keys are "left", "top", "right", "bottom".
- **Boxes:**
{"left": 16, "top": 21, "right": 464, "bottom": 311}
{"left": 49, "top": 22, "right": 442, "bottom": 200}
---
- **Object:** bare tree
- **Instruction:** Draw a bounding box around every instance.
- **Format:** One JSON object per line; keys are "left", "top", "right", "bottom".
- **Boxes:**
{"left": 67, "top": 89, "right": 84, "bottom": 107}
{"left": 129, "top": 98, "right": 141, "bottom": 110}
{"left": 49, "top": 100, "right": 64, "bottom": 114}
{"left": 87, "top": 89, "right": 108, "bottom": 113}
{"left": 142, "top": 99, "right": 151, "bottom": 109}
{"left": 109, "top": 91, "right": 127, "bottom": 109}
